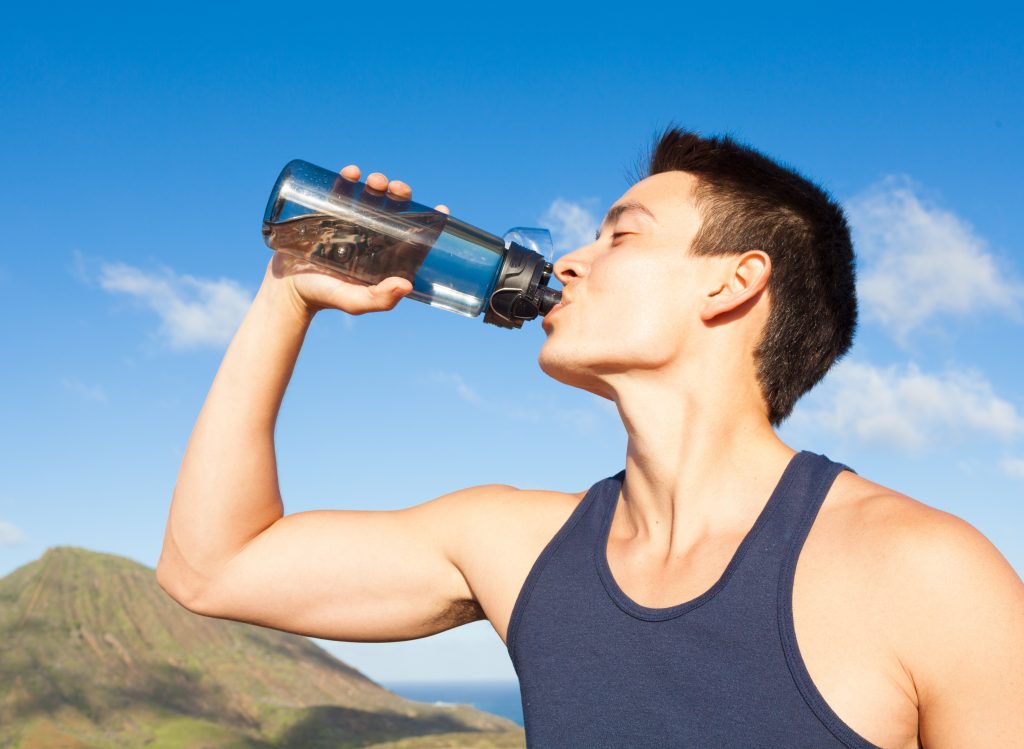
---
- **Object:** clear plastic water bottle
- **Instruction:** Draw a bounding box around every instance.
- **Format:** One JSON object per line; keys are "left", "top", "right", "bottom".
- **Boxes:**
{"left": 262, "top": 160, "right": 562, "bottom": 328}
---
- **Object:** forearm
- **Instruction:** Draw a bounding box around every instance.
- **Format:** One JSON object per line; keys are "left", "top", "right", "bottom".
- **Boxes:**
{"left": 158, "top": 264, "right": 315, "bottom": 600}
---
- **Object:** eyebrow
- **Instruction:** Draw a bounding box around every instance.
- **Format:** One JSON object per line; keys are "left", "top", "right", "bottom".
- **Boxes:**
{"left": 595, "top": 201, "right": 657, "bottom": 240}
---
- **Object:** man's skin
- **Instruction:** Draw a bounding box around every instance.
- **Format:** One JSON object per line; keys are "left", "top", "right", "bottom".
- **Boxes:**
{"left": 158, "top": 164, "right": 1024, "bottom": 748}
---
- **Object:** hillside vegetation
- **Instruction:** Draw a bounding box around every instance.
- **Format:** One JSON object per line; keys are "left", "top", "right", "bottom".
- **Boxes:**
{"left": 0, "top": 546, "right": 525, "bottom": 749}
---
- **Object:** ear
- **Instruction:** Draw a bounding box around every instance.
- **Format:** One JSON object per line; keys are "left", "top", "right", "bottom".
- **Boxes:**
{"left": 699, "top": 251, "right": 771, "bottom": 323}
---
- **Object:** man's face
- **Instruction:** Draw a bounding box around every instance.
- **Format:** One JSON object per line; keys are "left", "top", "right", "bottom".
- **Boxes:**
{"left": 538, "top": 171, "right": 715, "bottom": 398}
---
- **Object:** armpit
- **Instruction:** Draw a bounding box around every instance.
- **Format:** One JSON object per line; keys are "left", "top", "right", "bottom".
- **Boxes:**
{"left": 428, "top": 597, "right": 486, "bottom": 630}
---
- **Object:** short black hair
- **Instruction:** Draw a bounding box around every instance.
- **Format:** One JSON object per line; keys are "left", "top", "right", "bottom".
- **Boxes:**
{"left": 639, "top": 126, "right": 857, "bottom": 425}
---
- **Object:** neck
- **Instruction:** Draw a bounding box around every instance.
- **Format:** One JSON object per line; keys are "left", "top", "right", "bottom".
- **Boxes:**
{"left": 607, "top": 367, "right": 796, "bottom": 560}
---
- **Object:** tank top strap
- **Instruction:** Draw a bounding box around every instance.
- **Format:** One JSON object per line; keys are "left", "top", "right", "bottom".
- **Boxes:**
{"left": 764, "top": 450, "right": 852, "bottom": 542}
{"left": 770, "top": 444, "right": 851, "bottom": 545}
{"left": 685, "top": 448, "right": 855, "bottom": 632}
{"left": 724, "top": 450, "right": 853, "bottom": 586}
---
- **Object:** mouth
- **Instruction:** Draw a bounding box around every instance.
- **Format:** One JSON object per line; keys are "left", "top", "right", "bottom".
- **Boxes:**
{"left": 541, "top": 301, "right": 567, "bottom": 331}
{"left": 550, "top": 291, "right": 573, "bottom": 312}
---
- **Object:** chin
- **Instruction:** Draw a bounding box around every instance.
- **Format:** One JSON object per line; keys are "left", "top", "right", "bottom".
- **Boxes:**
{"left": 538, "top": 340, "right": 616, "bottom": 399}
{"left": 540, "top": 332, "right": 680, "bottom": 388}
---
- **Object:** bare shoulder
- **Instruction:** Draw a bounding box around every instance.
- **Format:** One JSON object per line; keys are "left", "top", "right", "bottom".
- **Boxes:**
{"left": 827, "top": 469, "right": 1021, "bottom": 587}
{"left": 407, "top": 481, "right": 586, "bottom": 540}
{"left": 421, "top": 481, "right": 588, "bottom": 573}
{"left": 826, "top": 470, "right": 1024, "bottom": 730}
{"left": 405, "top": 481, "right": 589, "bottom": 643}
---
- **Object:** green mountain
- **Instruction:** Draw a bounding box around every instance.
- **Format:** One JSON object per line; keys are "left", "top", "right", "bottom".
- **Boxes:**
{"left": 0, "top": 546, "right": 525, "bottom": 749}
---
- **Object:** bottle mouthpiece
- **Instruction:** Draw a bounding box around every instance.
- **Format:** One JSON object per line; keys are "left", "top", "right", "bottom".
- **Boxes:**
{"left": 536, "top": 285, "right": 562, "bottom": 315}
{"left": 484, "top": 247, "right": 562, "bottom": 329}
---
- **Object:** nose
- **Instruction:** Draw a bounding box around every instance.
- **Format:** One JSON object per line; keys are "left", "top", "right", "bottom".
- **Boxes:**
{"left": 553, "top": 243, "right": 590, "bottom": 287}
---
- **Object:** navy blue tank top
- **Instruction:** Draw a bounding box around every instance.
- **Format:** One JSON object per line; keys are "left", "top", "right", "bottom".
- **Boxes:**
{"left": 507, "top": 450, "right": 882, "bottom": 748}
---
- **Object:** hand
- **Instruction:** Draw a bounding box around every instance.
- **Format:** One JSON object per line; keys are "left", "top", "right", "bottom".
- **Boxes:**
{"left": 266, "top": 166, "right": 451, "bottom": 318}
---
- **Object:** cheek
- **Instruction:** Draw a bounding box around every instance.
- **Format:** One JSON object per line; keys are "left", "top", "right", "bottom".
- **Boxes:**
{"left": 611, "top": 266, "right": 685, "bottom": 338}
{"left": 613, "top": 306, "right": 682, "bottom": 364}
{"left": 583, "top": 272, "right": 686, "bottom": 363}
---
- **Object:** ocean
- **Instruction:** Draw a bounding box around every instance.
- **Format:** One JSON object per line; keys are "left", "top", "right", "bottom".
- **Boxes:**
{"left": 382, "top": 680, "right": 524, "bottom": 727}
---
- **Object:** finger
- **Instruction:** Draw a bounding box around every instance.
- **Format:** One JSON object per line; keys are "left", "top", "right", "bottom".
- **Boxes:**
{"left": 364, "top": 171, "right": 388, "bottom": 193}
{"left": 435, "top": 204, "right": 450, "bottom": 215}
{"left": 387, "top": 179, "right": 412, "bottom": 201}
{"left": 339, "top": 164, "right": 361, "bottom": 181}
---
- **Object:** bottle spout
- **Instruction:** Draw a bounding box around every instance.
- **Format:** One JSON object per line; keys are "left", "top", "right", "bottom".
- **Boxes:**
{"left": 485, "top": 248, "right": 562, "bottom": 329}
{"left": 536, "top": 285, "right": 562, "bottom": 315}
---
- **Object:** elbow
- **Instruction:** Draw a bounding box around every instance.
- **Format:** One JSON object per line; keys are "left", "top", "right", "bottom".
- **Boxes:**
{"left": 155, "top": 559, "right": 215, "bottom": 615}
{"left": 155, "top": 561, "right": 197, "bottom": 610}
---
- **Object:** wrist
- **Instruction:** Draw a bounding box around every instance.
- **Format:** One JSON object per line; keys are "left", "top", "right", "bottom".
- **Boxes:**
{"left": 258, "top": 262, "right": 318, "bottom": 327}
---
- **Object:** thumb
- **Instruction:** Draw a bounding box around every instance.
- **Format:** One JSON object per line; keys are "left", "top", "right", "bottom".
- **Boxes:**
{"left": 383, "top": 276, "right": 413, "bottom": 297}
{"left": 369, "top": 276, "right": 413, "bottom": 310}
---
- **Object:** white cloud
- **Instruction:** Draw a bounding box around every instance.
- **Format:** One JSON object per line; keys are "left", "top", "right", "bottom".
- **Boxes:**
{"left": 1002, "top": 457, "right": 1024, "bottom": 480}
{"left": 795, "top": 359, "right": 1024, "bottom": 450}
{"left": 60, "top": 376, "right": 108, "bottom": 404}
{"left": 98, "top": 263, "right": 253, "bottom": 350}
{"left": 846, "top": 176, "right": 1024, "bottom": 340}
{"left": 540, "top": 198, "right": 601, "bottom": 258}
{"left": 0, "top": 521, "right": 24, "bottom": 546}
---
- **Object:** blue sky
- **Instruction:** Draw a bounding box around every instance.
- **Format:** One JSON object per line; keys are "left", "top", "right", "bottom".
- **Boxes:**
{"left": 2, "top": 3, "right": 1022, "bottom": 683}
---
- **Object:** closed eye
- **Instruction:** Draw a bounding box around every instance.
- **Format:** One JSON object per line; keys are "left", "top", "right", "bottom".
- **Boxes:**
{"left": 593, "top": 230, "right": 635, "bottom": 242}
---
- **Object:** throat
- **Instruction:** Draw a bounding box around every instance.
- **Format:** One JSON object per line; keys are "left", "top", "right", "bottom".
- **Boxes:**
{"left": 604, "top": 530, "right": 749, "bottom": 609}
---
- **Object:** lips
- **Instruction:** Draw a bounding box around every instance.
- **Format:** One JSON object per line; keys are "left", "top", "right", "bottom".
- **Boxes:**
{"left": 550, "top": 295, "right": 572, "bottom": 314}
{"left": 542, "top": 300, "right": 567, "bottom": 330}
{"left": 543, "top": 290, "right": 573, "bottom": 326}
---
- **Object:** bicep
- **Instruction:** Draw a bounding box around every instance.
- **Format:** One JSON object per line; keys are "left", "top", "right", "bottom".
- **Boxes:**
{"left": 188, "top": 486, "right": 507, "bottom": 642}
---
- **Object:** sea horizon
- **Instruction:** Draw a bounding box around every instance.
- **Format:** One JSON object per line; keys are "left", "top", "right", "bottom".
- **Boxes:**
{"left": 382, "top": 679, "right": 524, "bottom": 727}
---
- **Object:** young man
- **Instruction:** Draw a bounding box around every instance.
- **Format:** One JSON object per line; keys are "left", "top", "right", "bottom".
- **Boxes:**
{"left": 158, "top": 128, "right": 1024, "bottom": 748}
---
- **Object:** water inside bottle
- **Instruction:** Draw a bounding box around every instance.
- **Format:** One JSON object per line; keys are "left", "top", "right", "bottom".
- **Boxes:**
{"left": 263, "top": 203, "right": 507, "bottom": 318}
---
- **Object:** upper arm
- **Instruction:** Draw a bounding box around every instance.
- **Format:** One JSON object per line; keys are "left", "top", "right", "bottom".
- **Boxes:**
{"left": 893, "top": 510, "right": 1024, "bottom": 747}
{"left": 181, "top": 484, "right": 516, "bottom": 642}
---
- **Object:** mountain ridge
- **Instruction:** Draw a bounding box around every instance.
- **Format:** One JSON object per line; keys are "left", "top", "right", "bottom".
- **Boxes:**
{"left": 0, "top": 545, "right": 524, "bottom": 748}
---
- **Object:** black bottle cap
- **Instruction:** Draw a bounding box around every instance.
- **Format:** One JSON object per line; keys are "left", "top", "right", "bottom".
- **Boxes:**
{"left": 484, "top": 244, "right": 563, "bottom": 329}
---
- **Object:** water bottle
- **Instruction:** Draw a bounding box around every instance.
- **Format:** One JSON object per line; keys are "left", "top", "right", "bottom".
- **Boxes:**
{"left": 262, "top": 160, "right": 562, "bottom": 328}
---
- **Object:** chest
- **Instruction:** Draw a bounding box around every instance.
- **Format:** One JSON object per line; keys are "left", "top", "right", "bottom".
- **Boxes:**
{"left": 478, "top": 498, "right": 921, "bottom": 749}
